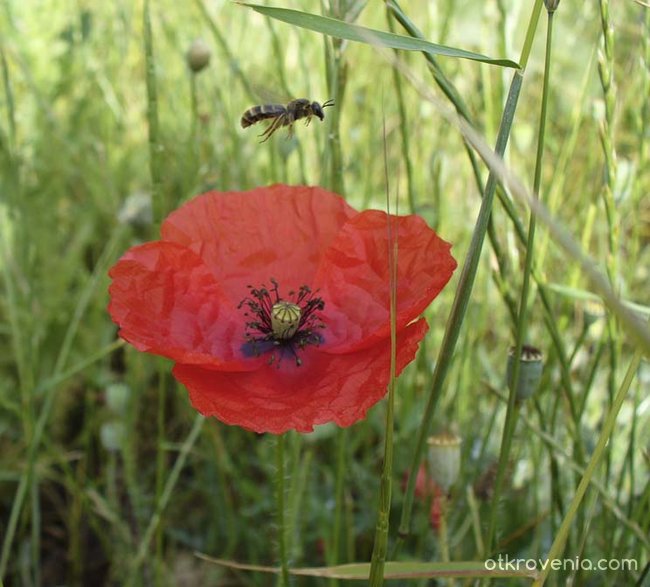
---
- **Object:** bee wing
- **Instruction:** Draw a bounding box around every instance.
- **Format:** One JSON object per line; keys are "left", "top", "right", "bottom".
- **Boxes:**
{"left": 249, "top": 82, "right": 290, "bottom": 106}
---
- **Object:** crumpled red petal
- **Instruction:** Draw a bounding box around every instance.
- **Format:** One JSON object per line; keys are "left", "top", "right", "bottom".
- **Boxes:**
{"left": 160, "top": 185, "right": 356, "bottom": 303}
{"left": 172, "top": 318, "right": 429, "bottom": 434}
{"left": 108, "top": 241, "right": 253, "bottom": 370}
{"left": 314, "top": 210, "right": 457, "bottom": 353}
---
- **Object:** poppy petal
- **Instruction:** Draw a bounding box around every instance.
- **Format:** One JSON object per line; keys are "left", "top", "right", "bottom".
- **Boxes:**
{"left": 314, "top": 210, "right": 456, "bottom": 353}
{"left": 172, "top": 318, "right": 429, "bottom": 434}
{"left": 108, "top": 241, "right": 252, "bottom": 370}
{"left": 160, "top": 185, "right": 357, "bottom": 302}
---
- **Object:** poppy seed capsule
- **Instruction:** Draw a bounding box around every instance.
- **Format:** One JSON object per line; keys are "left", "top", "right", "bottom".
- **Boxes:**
{"left": 271, "top": 301, "right": 302, "bottom": 340}
{"left": 507, "top": 345, "right": 544, "bottom": 400}
{"left": 427, "top": 433, "right": 461, "bottom": 493}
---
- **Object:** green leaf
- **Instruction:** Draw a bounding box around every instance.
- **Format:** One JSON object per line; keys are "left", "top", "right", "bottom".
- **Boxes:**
{"left": 195, "top": 554, "right": 539, "bottom": 580}
{"left": 238, "top": 3, "right": 520, "bottom": 69}
{"left": 546, "top": 283, "right": 650, "bottom": 316}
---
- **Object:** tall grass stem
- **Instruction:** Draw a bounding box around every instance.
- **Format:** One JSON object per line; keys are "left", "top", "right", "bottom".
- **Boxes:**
{"left": 368, "top": 122, "right": 398, "bottom": 586}
{"left": 143, "top": 0, "right": 165, "bottom": 225}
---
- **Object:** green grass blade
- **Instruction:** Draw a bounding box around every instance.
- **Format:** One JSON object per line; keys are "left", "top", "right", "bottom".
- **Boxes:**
{"left": 195, "top": 555, "right": 539, "bottom": 580}
{"left": 238, "top": 3, "right": 520, "bottom": 68}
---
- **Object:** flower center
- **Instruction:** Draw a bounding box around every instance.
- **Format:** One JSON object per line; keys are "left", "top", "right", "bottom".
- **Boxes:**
{"left": 238, "top": 278, "right": 325, "bottom": 366}
{"left": 271, "top": 301, "right": 301, "bottom": 340}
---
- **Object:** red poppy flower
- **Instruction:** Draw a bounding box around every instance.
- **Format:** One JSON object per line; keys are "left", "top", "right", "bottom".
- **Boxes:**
{"left": 108, "top": 185, "right": 456, "bottom": 434}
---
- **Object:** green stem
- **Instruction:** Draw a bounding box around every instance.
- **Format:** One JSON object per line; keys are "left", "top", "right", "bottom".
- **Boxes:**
{"left": 143, "top": 0, "right": 165, "bottom": 225}
{"left": 154, "top": 368, "right": 167, "bottom": 585}
{"left": 324, "top": 36, "right": 345, "bottom": 195}
{"left": 189, "top": 73, "right": 198, "bottom": 142}
{"left": 386, "top": 8, "right": 416, "bottom": 214}
{"left": 597, "top": 2, "right": 622, "bottom": 554}
{"left": 143, "top": 5, "right": 168, "bottom": 580}
{"left": 186, "top": 72, "right": 202, "bottom": 185}
{"left": 276, "top": 434, "right": 290, "bottom": 587}
{"left": 328, "top": 428, "right": 347, "bottom": 587}
{"left": 438, "top": 496, "right": 454, "bottom": 586}
{"left": 597, "top": 0, "right": 618, "bottom": 285}
{"left": 368, "top": 323, "right": 396, "bottom": 586}
{"left": 485, "top": 6, "right": 555, "bottom": 556}
{"left": 0, "top": 42, "right": 16, "bottom": 153}
{"left": 368, "top": 161, "right": 398, "bottom": 586}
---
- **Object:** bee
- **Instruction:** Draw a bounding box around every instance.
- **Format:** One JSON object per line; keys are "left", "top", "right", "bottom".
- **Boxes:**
{"left": 241, "top": 98, "right": 335, "bottom": 142}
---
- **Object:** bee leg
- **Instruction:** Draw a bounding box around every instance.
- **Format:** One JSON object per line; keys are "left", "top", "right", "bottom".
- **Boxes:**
{"left": 304, "top": 115, "right": 312, "bottom": 127}
{"left": 286, "top": 123, "right": 295, "bottom": 139}
{"left": 259, "top": 115, "right": 285, "bottom": 143}
{"left": 259, "top": 117, "right": 281, "bottom": 141}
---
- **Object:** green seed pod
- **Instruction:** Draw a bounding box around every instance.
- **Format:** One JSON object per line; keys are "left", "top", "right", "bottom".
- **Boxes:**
{"left": 427, "top": 433, "right": 461, "bottom": 493}
{"left": 271, "top": 301, "right": 301, "bottom": 340}
{"left": 186, "top": 38, "right": 211, "bottom": 73}
{"left": 507, "top": 345, "right": 544, "bottom": 401}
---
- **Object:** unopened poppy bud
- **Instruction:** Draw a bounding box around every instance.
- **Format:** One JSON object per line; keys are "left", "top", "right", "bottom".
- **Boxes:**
{"left": 272, "top": 301, "right": 302, "bottom": 340}
{"left": 544, "top": 0, "right": 560, "bottom": 12}
{"left": 427, "top": 433, "right": 461, "bottom": 492}
{"left": 186, "top": 38, "right": 211, "bottom": 73}
{"left": 507, "top": 345, "right": 543, "bottom": 400}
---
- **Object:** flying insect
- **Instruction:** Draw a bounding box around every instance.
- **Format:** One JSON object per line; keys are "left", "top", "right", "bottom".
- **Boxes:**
{"left": 241, "top": 98, "right": 335, "bottom": 142}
